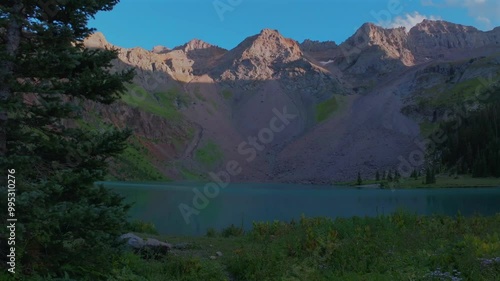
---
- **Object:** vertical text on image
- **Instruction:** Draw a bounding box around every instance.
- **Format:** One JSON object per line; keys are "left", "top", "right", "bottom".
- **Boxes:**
{"left": 7, "top": 169, "right": 17, "bottom": 274}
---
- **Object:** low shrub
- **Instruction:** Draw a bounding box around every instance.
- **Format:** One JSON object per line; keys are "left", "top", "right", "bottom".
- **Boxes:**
{"left": 127, "top": 220, "right": 159, "bottom": 235}
{"left": 221, "top": 224, "right": 244, "bottom": 237}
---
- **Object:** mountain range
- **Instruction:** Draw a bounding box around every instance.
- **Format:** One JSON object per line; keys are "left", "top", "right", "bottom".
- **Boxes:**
{"left": 82, "top": 19, "right": 500, "bottom": 183}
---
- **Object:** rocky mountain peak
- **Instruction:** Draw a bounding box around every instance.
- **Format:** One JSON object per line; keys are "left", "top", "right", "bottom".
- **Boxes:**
{"left": 362, "top": 23, "right": 406, "bottom": 44}
{"left": 337, "top": 23, "right": 414, "bottom": 72}
{"left": 410, "top": 19, "right": 479, "bottom": 34}
{"left": 256, "top": 28, "right": 295, "bottom": 43}
{"left": 83, "top": 32, "right": 112, "bottom": 49}
{"left": 407, "top": 20, "right": 498, "bottom": 59}
{"left": 164, "top": 39, "right": 227, "bottom": 80}
{"left": 237, "top": 28, "right": 303, "bottom": 63}
{"left": 259, "top": 28, "right": 281, "bottom": 37}
{"left": 213, "top": 28, "right": 305, "bottom": 80}
{"left": 300, "top": 39, "right": 337, "bottom": 52}
{"left": 341, "top": 23, "right": 407, "bottom": 51}
{"left": 175, "top": 39, "right": 223, "bottom": 53}
{"left": 151, "top": 45, "right": 170, "bottom": 54}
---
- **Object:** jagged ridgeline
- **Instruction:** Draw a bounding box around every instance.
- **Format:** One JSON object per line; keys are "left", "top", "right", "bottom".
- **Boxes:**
{"left": 82, "top": 20, "right": 500, "bottom": 183}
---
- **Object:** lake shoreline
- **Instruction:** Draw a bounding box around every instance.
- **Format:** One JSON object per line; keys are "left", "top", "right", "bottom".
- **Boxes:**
{"left": 105, "top": 181, "right": 500, "bottom": 236}
{"left": 333, "top": 174, "right": 500, "bottom": 189}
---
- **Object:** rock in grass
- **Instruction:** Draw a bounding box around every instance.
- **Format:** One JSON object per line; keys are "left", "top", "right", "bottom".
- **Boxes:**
{"left": 209, "top": 256, "right": 217, "bottom": 260}
{"left": 120, "top": 233, "right": 144, "bottom": 249}
{"left": 216, "top": 251, "right": 223, "bottom": 257}
{"left": 119, "top": 233, "right": 172, "bottom": 259}
{"left": 144, "top": 238, "right": 173, "bottom": 250}
{"left": 479, "top": 257, "right": 500, "bottom": 266}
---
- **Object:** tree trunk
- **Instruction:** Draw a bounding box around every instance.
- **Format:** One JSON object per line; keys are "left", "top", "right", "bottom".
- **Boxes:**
{"left": 0, "top": 1, "right": 23, "bottom": 156}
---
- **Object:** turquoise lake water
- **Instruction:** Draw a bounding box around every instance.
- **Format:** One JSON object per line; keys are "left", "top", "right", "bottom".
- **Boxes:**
{"left": 96, "top": 181, "right": 500, "bottom": 236}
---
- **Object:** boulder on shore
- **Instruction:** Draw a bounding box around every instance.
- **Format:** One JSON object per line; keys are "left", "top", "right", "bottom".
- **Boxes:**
{"left": 119, "top": 233, "right": 172, "bottom": 259}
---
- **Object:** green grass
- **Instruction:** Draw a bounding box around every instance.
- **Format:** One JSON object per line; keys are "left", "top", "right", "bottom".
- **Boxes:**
{"left": 107, "top": 252, "right": 229, "bottom": 281}
{"left": 418, "top": 74, "right": 500, "bottom": 108}
{"left": 397, "top": 174, "right": 500, "bottom": 188}
{"left": 315, "top": 95, "right": 349, "bottom": 123}
{"left": 12, "top": 213, "right": 500, "bottom": 280}
{"left": 316, "top": 96, "right": 339, "bottom": 122}
{"left": 221, "top": 89, "right": 233, "bottom": 100}
{"left": 128, "top": 220, "right": 159, "bottom": 235}
{"left": 334, "top": 179, "right": 382, "bottom": 186}
{"left": 114, "top": 136, "right": 169, "bottom": 181}
{"left": 472, "top": 54, "right": 500, "bottom": 68}
{"left": 116, "top": 213, "right": 500, "bottom": 280}
{"left": 121, "top": 84, "right": 189, "bottom": 122}
{"left": 195, "top": 140, "right": 223, "bottom": 168}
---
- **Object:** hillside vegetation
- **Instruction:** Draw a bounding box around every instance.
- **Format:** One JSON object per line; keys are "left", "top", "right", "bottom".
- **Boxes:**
{"left": 430, "top": 84, "right": 500, "bottom": 178}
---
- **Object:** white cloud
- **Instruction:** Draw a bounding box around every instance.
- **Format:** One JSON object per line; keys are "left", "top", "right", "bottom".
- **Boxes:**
{"left": 380, "top": 12, "right": 441, "bottom": 31}
{"left": 476, "top": 16, "right": 491, "bottom": 26}
{"left": 421, "top": 0, "right": 499, "bottom": 29}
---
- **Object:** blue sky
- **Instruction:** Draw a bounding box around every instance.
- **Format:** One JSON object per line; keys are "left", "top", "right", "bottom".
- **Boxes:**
{"left": 89, "top": 0, "right": 499, "bottom": 50}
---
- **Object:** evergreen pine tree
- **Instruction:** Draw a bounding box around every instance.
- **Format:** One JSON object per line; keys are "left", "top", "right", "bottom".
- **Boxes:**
{"left": 425, "top": 167, "right": 437, "bottom": 184}
{"left": 376, "top": 170, "right": 380, "bottom": 181}
{"left": 357, "top": 172, "right": 363, "bottom": 185}
{"left": 433, "top": 96, "right": 500, "bottom": 178}
{"left": 425, "top": 168, "right": 431, "bottom": 184}
{"left": 1, "top": 1, "right": 134, "bottom": 278}
{"left": 393, "top": 170, "right": 400, "bottom": 183}
{"left": 413, "top": 169, "right": 420, "bottom": 179}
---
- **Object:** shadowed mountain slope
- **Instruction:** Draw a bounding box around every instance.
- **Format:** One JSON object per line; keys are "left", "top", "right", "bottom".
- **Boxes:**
{"left": 83, "top": 20, "right": 500, "bottom": 182}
